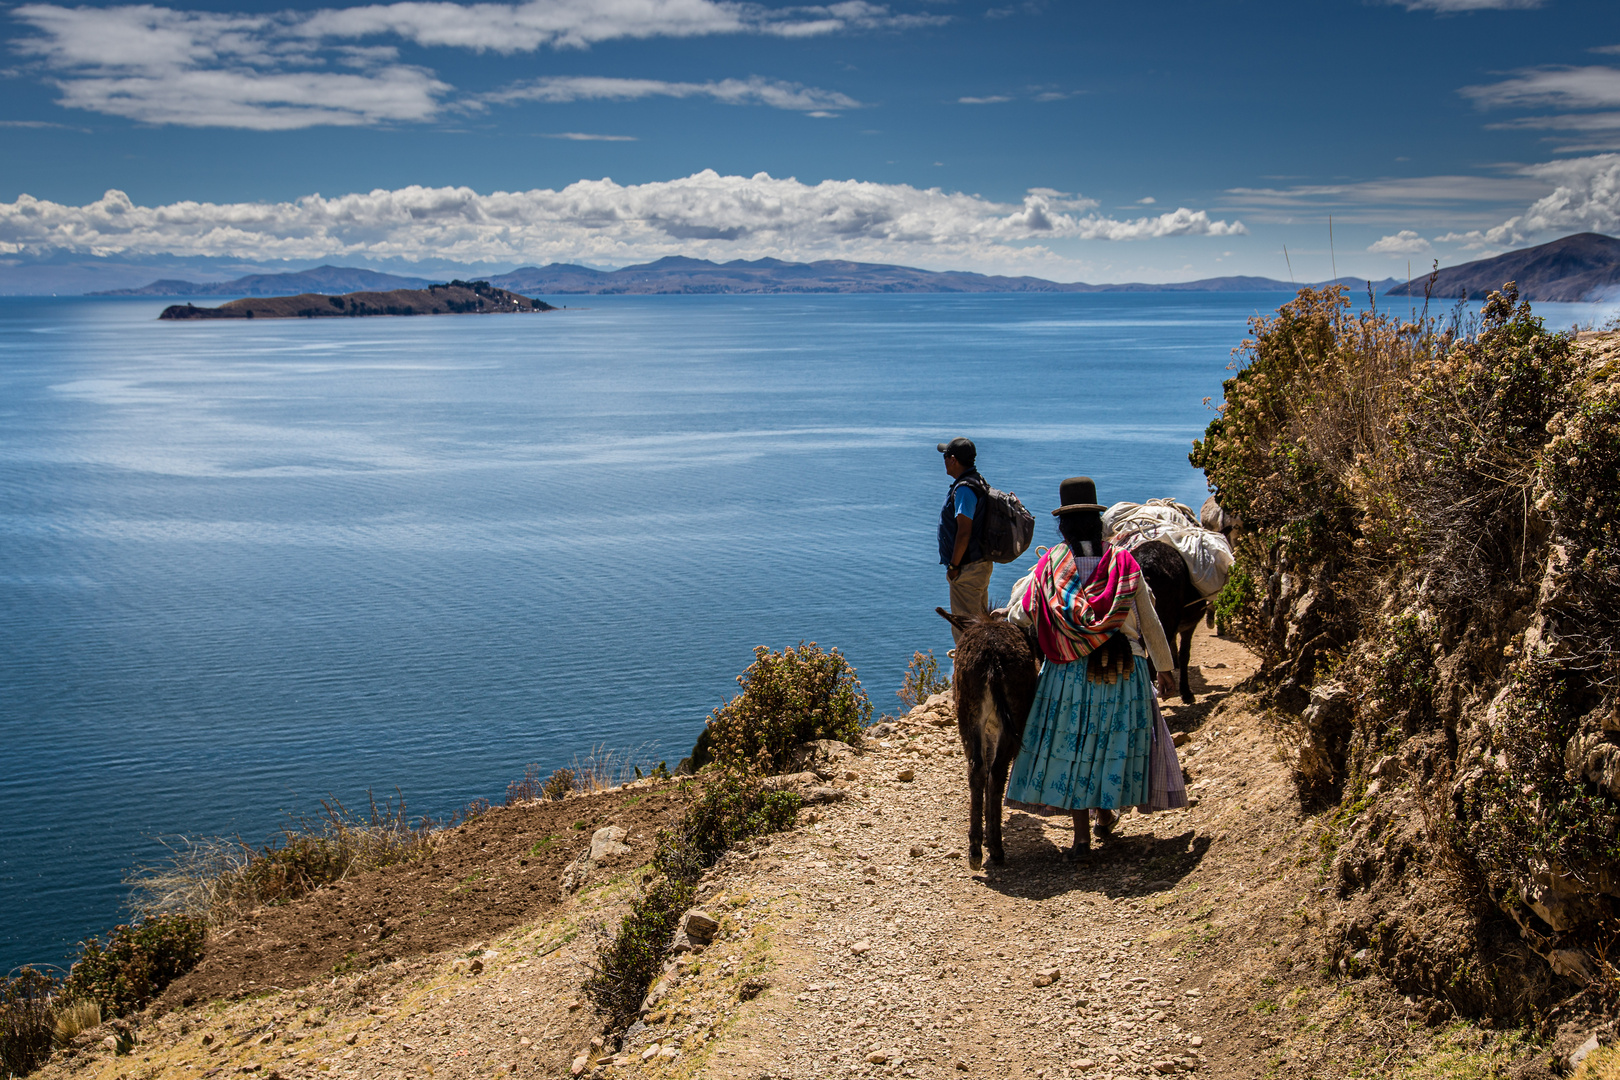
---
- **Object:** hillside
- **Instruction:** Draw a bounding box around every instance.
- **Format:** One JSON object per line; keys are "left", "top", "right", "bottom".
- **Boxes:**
{"left": 158, "top": 281, "right": 553, "bottom": 320}
{"left": 94, "top": 265, "right": 432, "bottom": 297}
{"left": 1384, "top": 232, "right": 1620, "bottom": 301}
{"left": 26, "top": 627, "right": 1604, "bottom": 1080}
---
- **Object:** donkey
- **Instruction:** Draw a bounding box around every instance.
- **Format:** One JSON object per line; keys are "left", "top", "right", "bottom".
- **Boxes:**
{"left": 1134, "top": 539, "right": 1205, "bottom": 705}
{"left": 935, "top": 607, "right": 1040, "bottom": 870}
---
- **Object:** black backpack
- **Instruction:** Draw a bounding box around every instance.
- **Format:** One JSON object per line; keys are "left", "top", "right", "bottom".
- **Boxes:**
{"left": 962, "top": 476, "right": 1035, "bottom": 564}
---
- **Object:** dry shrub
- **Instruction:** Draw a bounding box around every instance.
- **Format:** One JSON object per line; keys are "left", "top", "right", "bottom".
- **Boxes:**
{"left": 704, "top": 642, "right": 869, "bottom": 774}
{"left": 0, "top": 968, "right": 56, "bottom": 1078}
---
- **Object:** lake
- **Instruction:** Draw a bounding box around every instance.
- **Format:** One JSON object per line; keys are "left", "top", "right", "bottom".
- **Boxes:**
{"left": 0, "top": 290, "right": 1607, "bottom": 972}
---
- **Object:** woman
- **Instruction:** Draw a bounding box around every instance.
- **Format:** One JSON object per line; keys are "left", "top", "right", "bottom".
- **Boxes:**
{"left": 1005, "top": 476, "right": 1182, "bottom": 860}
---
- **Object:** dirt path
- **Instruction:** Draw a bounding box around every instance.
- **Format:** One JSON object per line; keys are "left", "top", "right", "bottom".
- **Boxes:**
{"left": 601, "top": 627, "right": 1277, "bottom": 1080}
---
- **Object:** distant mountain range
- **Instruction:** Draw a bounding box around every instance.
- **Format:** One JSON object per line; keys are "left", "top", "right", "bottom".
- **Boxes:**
{"left": 1384, "top": 232, "right": 1620, "bottom": 303}
{"left": 92, "top": 257, "right": 1402, "bottom": 298}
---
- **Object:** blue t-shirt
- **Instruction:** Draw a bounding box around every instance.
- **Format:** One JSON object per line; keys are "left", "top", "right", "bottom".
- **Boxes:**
{"left": 952, "top": 484, "right": 978, "bottom": 520}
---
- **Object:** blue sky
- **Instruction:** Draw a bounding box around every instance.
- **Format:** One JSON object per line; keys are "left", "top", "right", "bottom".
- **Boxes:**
{"left": 2, "top": 0, "right": 1619, "bottom": 282}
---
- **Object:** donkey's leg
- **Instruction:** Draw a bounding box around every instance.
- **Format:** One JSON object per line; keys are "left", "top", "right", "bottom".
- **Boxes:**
{"left": 1178, "top": 617, "right": 1197, "bottom": 704}
{"left": 966, "top": 755, "right": 987, "bottom": 871}
{"left": 986, "top": 731, "right": 1024, "bottom": 865}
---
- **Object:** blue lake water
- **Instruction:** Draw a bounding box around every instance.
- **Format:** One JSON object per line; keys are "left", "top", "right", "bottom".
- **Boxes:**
{"left": 1, "top": 290, "right": 1608, "bottom": 973}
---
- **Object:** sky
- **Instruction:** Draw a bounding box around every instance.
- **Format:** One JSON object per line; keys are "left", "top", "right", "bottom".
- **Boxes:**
{"left": 2, "top": 0, "right": 1620, "bottom": 282}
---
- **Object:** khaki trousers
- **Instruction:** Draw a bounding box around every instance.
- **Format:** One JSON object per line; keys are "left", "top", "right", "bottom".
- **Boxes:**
{"left": 947, "top": 560, "right": 993, "bottom": 645}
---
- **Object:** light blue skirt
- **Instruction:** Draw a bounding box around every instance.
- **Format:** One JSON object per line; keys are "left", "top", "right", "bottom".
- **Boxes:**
{"left": 1003, "top": 654, "right": 1155, "bottom": 812}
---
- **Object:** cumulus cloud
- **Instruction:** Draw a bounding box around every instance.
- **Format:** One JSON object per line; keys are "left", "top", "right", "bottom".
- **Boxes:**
{"left": 488, "top": 75, "right": 858, "bottom": 111}
{"left": 1436, "top": 154, "right": 1620, "bottom": 248}
{"left": 0, "top": 172, "right": 1247, "bottom": 268}
{"left": 9, "top": 0, "right": 926, "bottom": 127}
{"left": 1368, "top": 230, "right": 1432, "bottom": 254}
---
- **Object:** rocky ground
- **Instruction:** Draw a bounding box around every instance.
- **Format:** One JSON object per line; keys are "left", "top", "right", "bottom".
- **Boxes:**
{"left": 37, "top": 626, "right": 1599, "bottom": 1080}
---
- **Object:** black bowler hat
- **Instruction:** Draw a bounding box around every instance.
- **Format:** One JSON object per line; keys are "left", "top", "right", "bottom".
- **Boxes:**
{"left": 937, "top": 436, "right": 976, "bottom": 465}
{"left": 1052, "top": 476, "right": 1106, "bottom": 516}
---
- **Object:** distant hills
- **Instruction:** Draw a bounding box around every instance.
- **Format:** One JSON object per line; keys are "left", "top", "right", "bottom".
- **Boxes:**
{"left": 93, "top": 256, "right": 1399, "bottom": 298}
{"left": 1385, "top": 232, "right": 1620, "bottom": 303}
{"left": 95, "top": 265, "right": 432, "bottom": 297}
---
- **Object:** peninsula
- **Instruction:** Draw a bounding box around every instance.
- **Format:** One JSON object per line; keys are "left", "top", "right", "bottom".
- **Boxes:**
{"left": 158, "top": 280, "right": 553, "bottom": 320}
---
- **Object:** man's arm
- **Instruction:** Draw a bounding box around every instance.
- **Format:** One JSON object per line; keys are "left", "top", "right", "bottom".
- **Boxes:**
{"left": 947, "top": 513, "right": 973, "bottom": 581}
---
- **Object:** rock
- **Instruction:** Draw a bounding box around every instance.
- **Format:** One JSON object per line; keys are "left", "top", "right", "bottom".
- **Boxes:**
{"left": 897, "top": 769, "right": 916, "bottom": 782}
{"left": 791, "top": 739, "right": 858, "bottom": 779}
{"left": 343, "top": 1033, "right": 357, "bottom": 1045}
{"left": 850, "top": 939, "right": 872, "bottom": 955}
{"left": 589, "top": 826, "right": 631, "bottom": 862}
{"left": 1569, "top": 1034, "right": 1601, "bottom": 1070}
{"left": 1189, "top": 1037, "right": 1203, "bottom": 1048}
{"left": 683, "top": 910, "right": 721, "bottom": 944}
{"left": 1152, "top": 1060, "right": 1178, "bottom": 1074}
{"left": 1034, "top": 968, "right": 1061, "bottom": 988}
{"left": 450, "top": 957, "right": 484, "bottom": 976}
{"left": 955, "top": 1061, "right": 970, "bottom": 1072}
{"left": 738, "top": 976, "right": 768, "bottom": 1001}
{"left": 806, "top": 786, "right": 847, "bottom": 804}
{"left": 910, "top": 845, "right": 925, "bottom": 858}
{"left": 641, "top": 1045, "right": 660, "bottom": 1061}
{"left": 1172, "top": 731, "right": 1190, "bottom": 747}
{"left": 944, "top": 849, "right": 962, "bottom": 859}
{"left": 570, "top": 1054, "right": 588, "bottom": 1076}
{"left": 865, "top": 1051, "right": 891, "bottom": 1064}
{"left": 1548, "top": 947, "right": 1596, "bottom": 981}
{"left": 844, "top": 770, "right": 860, "bottom": 781}
{"left": 1073, "top": 1060, "right": 1096, "bottom": 1071}
{"left": 761, "top": 771, "right": 820, "bottom": 791}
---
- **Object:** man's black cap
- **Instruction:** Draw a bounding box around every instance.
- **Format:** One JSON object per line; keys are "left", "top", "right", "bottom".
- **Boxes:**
{"left": 937, "top": 437, "right": 976, "bottom": 465}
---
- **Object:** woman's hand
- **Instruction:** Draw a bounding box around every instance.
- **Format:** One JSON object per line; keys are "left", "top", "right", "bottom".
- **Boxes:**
{"left": 1156, "top": 670, "right": 1178, "bottom": 697}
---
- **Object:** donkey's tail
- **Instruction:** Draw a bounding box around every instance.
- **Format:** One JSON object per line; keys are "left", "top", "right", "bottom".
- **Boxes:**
{"left": 986, "top": 658, "right": 1019, "bottom": 761}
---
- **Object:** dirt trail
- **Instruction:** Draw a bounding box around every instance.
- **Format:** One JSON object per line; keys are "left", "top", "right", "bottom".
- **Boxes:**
{"left": 43, "top": 625, "right": 1528, "bottom": 1080}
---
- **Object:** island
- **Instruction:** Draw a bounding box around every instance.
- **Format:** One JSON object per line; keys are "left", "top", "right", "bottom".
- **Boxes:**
{"left": 158, "top": 280, "right": 554, "bottom": 320}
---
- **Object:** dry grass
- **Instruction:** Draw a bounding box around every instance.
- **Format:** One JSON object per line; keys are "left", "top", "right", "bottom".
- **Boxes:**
{"left": 126, "top": 791, "right": 439, "bottom": 926}
{"left": 51, "top": 999, "right": 100, "bottom": 1046}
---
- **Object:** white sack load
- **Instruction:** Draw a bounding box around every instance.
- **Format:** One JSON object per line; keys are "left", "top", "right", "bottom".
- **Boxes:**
{"left": 1103, "top": 499, "right": 1234, "bottom": 600}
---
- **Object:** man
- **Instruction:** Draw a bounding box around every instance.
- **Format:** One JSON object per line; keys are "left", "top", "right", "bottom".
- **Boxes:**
{"left": 937, "top": 436, "right": 992, "bottom": 645}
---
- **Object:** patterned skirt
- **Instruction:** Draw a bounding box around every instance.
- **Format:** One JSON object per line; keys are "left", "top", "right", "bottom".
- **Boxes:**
{"left": 1003, "top": 654, "right": 1155, "bottom": 812}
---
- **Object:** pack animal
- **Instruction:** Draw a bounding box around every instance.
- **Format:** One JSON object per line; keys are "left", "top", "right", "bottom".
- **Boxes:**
{"left": 935, "top": 607, "right": 1040, "bottom": 869}
{"left": 1133, "top": 539, "right": 1204, "bottom": 704}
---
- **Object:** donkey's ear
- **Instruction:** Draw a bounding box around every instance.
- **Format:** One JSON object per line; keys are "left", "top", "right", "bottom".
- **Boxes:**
{"left": 936, "top": 606, "right": 970, "bottom": 631}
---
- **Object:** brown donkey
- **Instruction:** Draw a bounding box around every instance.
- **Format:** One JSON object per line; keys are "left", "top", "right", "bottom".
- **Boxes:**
{"left": 936, "top": 608, "right": 1040, "bottom": 869}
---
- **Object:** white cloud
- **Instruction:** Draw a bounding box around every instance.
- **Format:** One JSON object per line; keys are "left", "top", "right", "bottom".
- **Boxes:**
{"left": 1368, "top": 230, "right": 1432, "bottom": 254}
{"left": 957, "top": 94, "right": 1011, "bottom": 104}
{"left": 1463, "top": 65, "right": 1620, "bottom": 111}
{"left": 1389, "top": 0, "right": 1542, "bottom": 10}
{"left": 9, "top": 0, "right": 925, "bottom": 128}
{"left": 489, "top": 75, "right": 858, "bottom": 111}
{"left": 0, "top": 172, "right": 1246, "bottom": 269}
{"left": 1437, "top": 154, "right": 1620, "bottom": 247}
{"left": 539, "top": 131, "right": 637, "bottom": 140}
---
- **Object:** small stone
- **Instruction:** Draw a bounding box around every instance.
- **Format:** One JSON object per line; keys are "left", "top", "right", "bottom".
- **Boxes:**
{"left": 844, "top": 770, "right": 860, "bottom": 781}
{"left": 851, "top": 939, "right": 872, "bottom": 955}
{"left": 566, "top": 1000, "right": 582, "bottom": 1011}
{"left": 955, "top": 1061, "right": 970, "bottom": 1072}
{"left": 1073, "top": 1060, "right": 1095, "bottom": 1071}
{"left": 658, "top": 1047, "right": 679, "bottom": 1060}
{"left": 897, "top": 769, "right": 915, "bottom": 782}
{"left": 570, "top": 1055, "right": 588, "bottom": 1077}
{"left": 1152, "top": 1060, "right": 1178, "bottom": 1074}
{"left": 1172, "top": 731, "right": 1190, "bottom": 747}
{"left": 589, "top": 826, "right": 631, "bottom": 862}
{"left": 342, "top": 1033, "right": 357, "bottom": 1046}
{"left": 1189, "top": 1037, "right": 1203, "bottom": 1048}
{"left": 1034, "top": 968, "right": 1060, "bottom": 988}
{"left": 641, "top": 1044, "right": 660, "bottom": 1061}
{"left": 1184, "top": 988, "right": 1201, "bottom": 997}
{"left": 519, "top": 1038, "right": 531, "bottom": 1048}
{"left": 910, "top": 845, "right": 925, "bottom": 858}
{"left": 944, "top": 850, "right": 962, "bottom": 859}
{"left": 257, "top": 1033, "right": 275, "bottom": 1045}
{"left": 866, "top": 1051, "right": 891, "bottom": 1064}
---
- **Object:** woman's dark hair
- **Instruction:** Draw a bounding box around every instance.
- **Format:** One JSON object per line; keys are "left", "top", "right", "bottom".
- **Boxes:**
{"left": 1058, "top": 510, "right": 1104, "bottom": 555}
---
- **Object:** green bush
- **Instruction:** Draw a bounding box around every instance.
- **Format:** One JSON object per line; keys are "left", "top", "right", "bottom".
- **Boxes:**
{"left": 0, "top": 968, "right": 57, "bottom": 1079}
{"left": 585, "top": 769, "right": 801, "bottom": 1033}
{"left": 542, "top": 768, "right": 576, "bottom": 801}
{"left": 63, "top": 914, "right": 205, "bottom": 1016}
{"left": 897, "top": 650, "right": 949, "bottom": 709}
{"left": 705, "top": 642, "right": 869, "bottom": 773}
